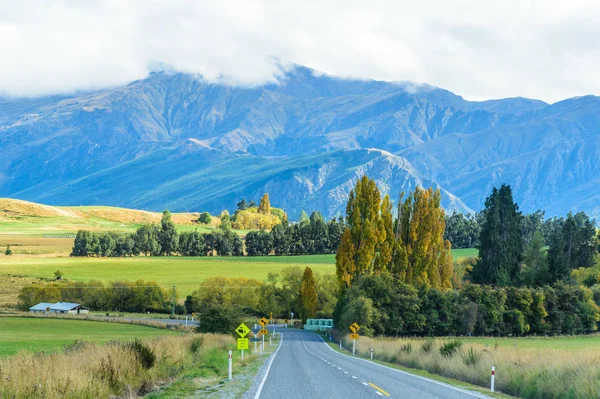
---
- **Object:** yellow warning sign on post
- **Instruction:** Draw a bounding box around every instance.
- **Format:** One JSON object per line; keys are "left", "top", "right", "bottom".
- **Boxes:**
{"left": 260, "top": 328, "right": 268, "bottom": 335}
{"left": 349, "top": 322, "right": 360, "bottom": 333}
{"left": 259, "top": 317, "right": 268, "bottom": 327}
{"left": 350, "top": 333, "right": 359, "bottom": 339}
{"left": 284, "top": 319, "right": 289, "bottom": 324}
{"left": 237, "top": 338, "right": 249, "bottom": 350}
{"left": 235, "top": 323, "right": 250, "bottom": 338}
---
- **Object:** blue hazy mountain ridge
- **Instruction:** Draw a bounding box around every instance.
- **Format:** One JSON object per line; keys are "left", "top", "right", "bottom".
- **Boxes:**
{"left": 0, "top": 66, "right": 597, "bottom": 219}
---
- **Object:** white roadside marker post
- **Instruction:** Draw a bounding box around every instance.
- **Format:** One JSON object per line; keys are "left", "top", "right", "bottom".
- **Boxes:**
{"left": 185, "top": 315, "right": 188, "bottom": 326}
{"left": 228, "top": 350, "right": 232, "bottom": 380}
{"left": 352, "top": 338, "right": 356, "bottom": 355}
{"left": 254, "top": 324, "right": 258, "bottom": 353}
{"left": 370, "top": 348, "right": 373, "bottom": 360}
{"left": 269, "top": 334, "right": 272, "bottom": 346}
{"left": 491, "top": 366, "right": 495, "bottom": 392}
{"left": 339, "top": 340, "right": 342, "bottom": 349}
{"left": 241, "top": 349, "right": 244, "bottom": 360}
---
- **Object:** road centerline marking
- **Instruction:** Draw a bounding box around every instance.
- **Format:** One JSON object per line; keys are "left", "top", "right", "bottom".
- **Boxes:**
{"left": 369, "top": 382, "right": 391, "bottom": 397}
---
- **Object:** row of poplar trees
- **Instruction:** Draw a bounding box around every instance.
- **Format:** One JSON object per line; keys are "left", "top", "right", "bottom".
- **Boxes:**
{"left": 335, "top": 176, "right": 453, "bottom": 290}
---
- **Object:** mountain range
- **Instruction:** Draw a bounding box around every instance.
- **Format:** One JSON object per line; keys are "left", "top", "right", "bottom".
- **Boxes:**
{"left": 1, "top": 66, "right": 599, "bottom": 220}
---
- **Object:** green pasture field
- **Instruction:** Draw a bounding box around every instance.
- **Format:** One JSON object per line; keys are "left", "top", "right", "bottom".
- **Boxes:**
{"left": 0, "top": 255, "right": 337, "bottom": 298}
{"left": 0, "top": 249, "right": 477, "bottom": 299}
{"left": 450, "top": 247, "right": 478, "bottom": 260}
{"left": 0, "top": 317, "right": 180, "bottom": 356}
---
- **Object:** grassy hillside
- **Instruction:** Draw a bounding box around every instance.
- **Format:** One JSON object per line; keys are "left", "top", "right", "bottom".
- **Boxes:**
{"left": 0, "top": 317, "right": 179, "bottom": 356}
{"left": 0, "top": 198, "right": 216, "bottom": 237}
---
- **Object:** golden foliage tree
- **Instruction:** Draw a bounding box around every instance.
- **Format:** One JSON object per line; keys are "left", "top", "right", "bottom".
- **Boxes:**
{"left": 336, "top": 176, "right": 386, "bottom": 288}
{"left": 258, "top": 193, "right": 271, "bottom": 215}
{"left": 299, "top": 267, "right": 318, "bottom": 321}
{"left": 336, "top": 177, "right": 453, "bottom": 290}
{"left": 392, "top": 187, "right": 453, "bottom": 289}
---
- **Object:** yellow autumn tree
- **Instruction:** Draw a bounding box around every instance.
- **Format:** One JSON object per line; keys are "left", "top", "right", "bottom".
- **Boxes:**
{"left": 392, "top": 187, "right": 452, "bottom": 289}
{"left": 258, "top": 193, "right": 271, "bottom": 215}
{"left": 336, "top": 176, "right": 386, "bottom": 288}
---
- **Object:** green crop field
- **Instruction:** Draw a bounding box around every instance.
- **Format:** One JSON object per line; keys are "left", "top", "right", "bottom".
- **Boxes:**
{"left": 0, "top": 317, "right": 180, "bottom": 356}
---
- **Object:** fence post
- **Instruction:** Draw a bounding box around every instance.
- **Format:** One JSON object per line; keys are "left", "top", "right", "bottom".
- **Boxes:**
{"left": 491, "top": 366, "right": 495, "bottom": 392}
{"left": 228, "top": 350, "right": 232, "bottom": 380}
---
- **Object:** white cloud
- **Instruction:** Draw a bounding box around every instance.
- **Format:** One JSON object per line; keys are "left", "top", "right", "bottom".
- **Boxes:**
{"left": 0, "top": 0, "right": 599, "bottom": 102}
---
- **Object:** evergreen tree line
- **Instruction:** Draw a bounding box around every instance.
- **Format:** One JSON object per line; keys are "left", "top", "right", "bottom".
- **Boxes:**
{"left": 471, "top": 184, "right": 599, "bottom": 287}
{"left": 18, "top": 280, "right": 170, "bottom": 313}
{"left": 444, "top": 207, "right": 597, "bottom": 253}
{"left": 244, "top": 212, "right": 345, "bottom": 256}
{"left": 335, "top": 272, "right": 600, "bottom": 337}
{"left": 71, "top": 211, "right": 243, "bottom": 257}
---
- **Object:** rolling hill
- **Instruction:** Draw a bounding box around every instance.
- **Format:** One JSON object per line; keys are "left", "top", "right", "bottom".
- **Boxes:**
{"left": 1, "top": 66, "right": 598, "bottom": 219}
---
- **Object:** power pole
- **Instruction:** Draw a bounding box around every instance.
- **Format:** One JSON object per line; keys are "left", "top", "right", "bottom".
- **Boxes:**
{"left": 171, "top": 286, "right": 176, "bottom": 317}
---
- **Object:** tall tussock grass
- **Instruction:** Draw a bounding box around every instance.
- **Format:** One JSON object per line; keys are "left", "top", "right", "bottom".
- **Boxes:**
{"left": 345, "top": 335, "right": 600, "bottom": 399}
{"left": 0, "top": 334, "right": 233, "bottom": 398}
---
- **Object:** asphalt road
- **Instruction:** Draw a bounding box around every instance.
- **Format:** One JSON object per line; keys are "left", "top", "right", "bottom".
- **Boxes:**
{"left": 248, "top": 328, "right": 494, "bottom": 399}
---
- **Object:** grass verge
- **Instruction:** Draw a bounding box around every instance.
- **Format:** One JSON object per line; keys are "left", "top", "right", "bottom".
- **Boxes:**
{"left": 0, "top": 333, "right": 240, "bottom": 398}
{"left": 325, "top": 338, "right": 515, "bottom": 399}
{"left": 330, "top": 334, "right": 600, "bottom": 399}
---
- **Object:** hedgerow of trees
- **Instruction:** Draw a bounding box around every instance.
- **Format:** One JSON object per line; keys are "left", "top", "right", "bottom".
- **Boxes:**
{"left": 71, "top": 210, "right": 243, "bottom": 257}
{"left": 244, "top": 212, "right": 344, "bottom": 256}
{"left": 18, "top": 280, "right": 170, "bottom": 313}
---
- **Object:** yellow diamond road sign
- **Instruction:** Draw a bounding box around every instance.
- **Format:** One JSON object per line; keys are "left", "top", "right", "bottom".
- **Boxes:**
{"left": 349, "top": 322, "right": 360, "bottom": 333}
{"left": 259, "top": 317, "right": 268, "bottom": 327}
{"left": 235, "top": 323, "right": 250, "bottom": 338}
{"left": 260, "top": 328, "right": 268, "bottom": 335}
{"left": 237, "top": 338, "right": 249, "bottom": 350}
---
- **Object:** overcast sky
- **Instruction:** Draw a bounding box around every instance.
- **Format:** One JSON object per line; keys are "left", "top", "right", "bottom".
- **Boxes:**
{"left": 1, "top": 0, "right": 599, "bottom": 102}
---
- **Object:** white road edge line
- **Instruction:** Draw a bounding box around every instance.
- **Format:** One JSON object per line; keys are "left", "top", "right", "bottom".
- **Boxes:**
{"left": 254, "top": 334, "right": 284, "bottom": 399}
{"left": 315, "top": 333, "right": 492, "bottom": 399}
{"left": 375, "top": 391, "right": 383, "bottom": 396}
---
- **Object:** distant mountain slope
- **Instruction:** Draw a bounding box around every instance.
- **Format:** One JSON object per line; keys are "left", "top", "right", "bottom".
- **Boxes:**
{"left": 1, "top": 66, "right": 597, "bottom": 219}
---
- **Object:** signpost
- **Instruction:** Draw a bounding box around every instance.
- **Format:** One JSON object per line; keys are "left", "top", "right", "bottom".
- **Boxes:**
{"left": 349, "top": 322, "right": 360, "bottom": 355}
{"left": 284, "top": 318, "right": 289, "bottom": 328}
{"left": 252, "top": 326, "right": 260, "bottom": 352}
{"left": 235, "top": 323, "right": 250, "bottom": 360}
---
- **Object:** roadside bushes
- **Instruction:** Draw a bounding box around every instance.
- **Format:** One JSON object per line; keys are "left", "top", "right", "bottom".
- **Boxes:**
{"left": 335, "top": 272, "right": 600, "bottom": 337}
